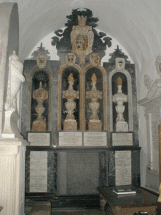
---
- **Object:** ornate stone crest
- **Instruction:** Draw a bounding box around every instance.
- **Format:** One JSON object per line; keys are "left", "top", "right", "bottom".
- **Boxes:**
{"left": 52, "top": 9, "right": 112, "bottom": 65}
{"left": 37, "top": 55, "right": 47, "bottom": 69}
{"left": 115, "top": 58, "right": 125, "bottom": 71}
{"left": 70, "top": 15, "right": 94, "bottom": 66}
{"left": 155, "top": 56, "right": 161, "bottom": 77}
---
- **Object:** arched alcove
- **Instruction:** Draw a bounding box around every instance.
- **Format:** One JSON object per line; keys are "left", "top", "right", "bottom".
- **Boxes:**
{"left": 61, "top": 67, "right": 80, "bottom": 130}
{"left": 57, "top": 63, "right": 82, "bottom": 130}
{"left": 109, "top": 68, "right": 133, "bottom": 132}
{"left": 29, "top": 67, "right": 52, "bottom": 131}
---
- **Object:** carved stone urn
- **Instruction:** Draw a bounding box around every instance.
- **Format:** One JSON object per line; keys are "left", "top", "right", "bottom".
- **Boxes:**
{"left": 113, "top": 76, "right": 128, "bottom": 131}
{"left": 86, "top": 73, "right": 102, "bottom": 130}
{"left": 63, "top": 73, "right": 79, "bottom": 130}
{"left": 32, "top": 81, "right": 48, "bottom": 131}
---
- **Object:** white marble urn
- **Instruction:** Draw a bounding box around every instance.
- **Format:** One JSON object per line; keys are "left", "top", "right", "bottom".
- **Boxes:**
{"left": 113, "top": 76, "right": 128, "bottom": 131}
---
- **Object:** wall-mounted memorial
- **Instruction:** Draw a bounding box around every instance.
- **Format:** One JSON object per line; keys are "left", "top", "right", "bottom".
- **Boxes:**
{"left": 21, "top": 9, "right": 140, "bottom": 208}
{"left": 138, "top": 56, "right": 161, "bottom": 192}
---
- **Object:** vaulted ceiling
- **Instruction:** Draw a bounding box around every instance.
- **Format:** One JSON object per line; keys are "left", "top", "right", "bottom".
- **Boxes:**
{"left": 1, "top": 0, "right": 161, "bottom": 83}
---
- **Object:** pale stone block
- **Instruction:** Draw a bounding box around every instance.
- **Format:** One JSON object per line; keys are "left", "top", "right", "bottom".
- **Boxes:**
{"left": 0, "top": 138, "right": 28, "bottom": 215}
{"left": 88, "top": 120, "right": 102, "bottom": 130}
{"left": 63, "top": 119, "right": 77, "bottom": 130}
{"left": 116, "top": 121, "right": 128, "bottom": 132}
{"left": 29, "top": 202, "right": 51, "bottom": 215}
{"left": 59, "top": 132, "right": 82, "bottom": 146}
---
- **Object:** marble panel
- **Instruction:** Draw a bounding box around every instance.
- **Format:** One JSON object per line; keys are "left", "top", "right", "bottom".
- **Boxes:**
{"left": 115, "top": 151, "right": 131, "bottom": 185}
{"left": 99, "top": 152, "right": 108, "bottom": 186}
{"left": 151, "top": 112, "right": 159, "bottom": 171}
{"left": 59, "top": 132, "right": 82, "bottom": 146}
{"left": 25, "top": 151, "right": 30, "bottom": 193}
{"left": 30, "top": 151, "right": 47, "bottom": 192}
{"left": 84, "top": 132, "right": 107, "bottom": 146}
{"left": 112, "top": 133, "right": 133, "bottom": 146}
{"left": 47, "top": 151, "right": 57, "bottom": 193}
{"left": 67, "top": 152, "right": 99, "bottom": 194}
{"left": 28, "top": 132, "right": 50, "bottom": 146}
{"left": 108, "top": 150, "right": 115, "bottom": 186}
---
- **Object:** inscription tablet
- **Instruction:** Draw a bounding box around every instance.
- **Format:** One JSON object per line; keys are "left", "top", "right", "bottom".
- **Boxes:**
{"left": 28, "top": 133, "right": 50, "bottom": 146}
{"left": 59, "top": 132, "right": 82, "bottom": 146}
{"left": 151, "top": 113, "right": 159, "bottom": 171}
{"left": 84, "top": 132, "right": 107, "bottom": 146}
{"left": 115, "top": 151, "right": 131, "bottom": 186}
{"left": 112, "top": 133, "right": 133, "bottom": 146}
{"left": 30, "top": 151, "right": 47, "bottom": 192}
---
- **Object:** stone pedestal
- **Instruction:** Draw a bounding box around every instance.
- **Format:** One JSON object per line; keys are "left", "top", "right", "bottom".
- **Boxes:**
{"left": 63, "top": 119, "right": 77, "bottom": 130}
{"left": 2, "top": 110, "right": 23, "bottom": 139}
{"left": 88, "top": 120, "right": 102, "bottom": 130}
{"left": 116, "top": 121, "right": 128, "bottom": 132}
{"left": 32, "top": 120, "right": 46, "bottom": 131}
{"left": 0, "top": 138, "right": 28, "bottom": 215}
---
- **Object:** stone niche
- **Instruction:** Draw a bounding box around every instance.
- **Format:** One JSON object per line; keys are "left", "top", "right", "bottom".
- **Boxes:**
{"left": 138, "top": 79, "right": 161, "bottom": 192}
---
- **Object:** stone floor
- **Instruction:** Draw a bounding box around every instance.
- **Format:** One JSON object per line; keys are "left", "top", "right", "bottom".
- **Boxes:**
{"left": 52, "top": 209, "right": 104, "bottom": 215}
{"left": 25, "top": 207, "right": 104, "bottom": 215}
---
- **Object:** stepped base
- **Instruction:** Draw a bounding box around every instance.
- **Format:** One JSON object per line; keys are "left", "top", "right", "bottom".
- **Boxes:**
{"left": 29, "top": 202, "right": 51, "bottom": 215}
{"left": 25, "top": 194, "right": 100, "bottom": 211}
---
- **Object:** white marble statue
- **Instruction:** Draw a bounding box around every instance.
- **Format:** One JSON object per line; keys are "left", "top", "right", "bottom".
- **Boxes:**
{"left": 2, "top": 51, "right": 25, "bottom": 139}
{"left": 8, "top": 51, "right": 25, "bottom": 110}
{"left": 113, "top": 76, "right": 128, "bottom": 131}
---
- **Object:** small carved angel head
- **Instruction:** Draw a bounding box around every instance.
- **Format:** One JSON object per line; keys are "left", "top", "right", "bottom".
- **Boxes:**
{"left": 115, "top": 58, "right": 125, "bottom": 71}
{"left": 155, "top": 56, "right": 161, "bottom": 77}
{"left": 37, "top": 55, "right": 46, "bottom": 69}
{"left": 66, "top": 53, "right": 76, "bottom": 65}
{"left": 89, "top": 53, "right": 100, "bottom": 66}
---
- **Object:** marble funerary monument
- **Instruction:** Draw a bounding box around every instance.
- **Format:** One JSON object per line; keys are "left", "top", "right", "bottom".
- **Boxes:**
{"left": 20, "top": 10, "right": 140, "bottom": 208}
{"left": 2, "top": 2, "right": 161, "bottom": 214}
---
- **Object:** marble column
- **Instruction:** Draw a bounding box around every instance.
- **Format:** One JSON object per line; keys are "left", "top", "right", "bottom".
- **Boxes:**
{"left": 0, "top": 138, "right": 27, "bottom": 215}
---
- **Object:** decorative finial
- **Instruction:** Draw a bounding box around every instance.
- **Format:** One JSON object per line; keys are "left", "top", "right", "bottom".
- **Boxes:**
{"left": 78, "top": 15, "right": 87, "bottom": 26}
{"left": 68, "top": 73, "right": 74, "bottom": 82}
{"left": 39, "top": 81, "right": 43, "bottom": 88}
{"left": 117, "top": 76, "right": 122, "bottom": 85}
{"left": 91, "top": 73, "right": 97, "bottom": 83}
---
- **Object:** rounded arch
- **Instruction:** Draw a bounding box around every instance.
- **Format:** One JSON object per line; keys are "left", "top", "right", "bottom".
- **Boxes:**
{"left": 109, "top": 68, "right": 133, "bottom": 132}
{"left": 57, "top": 63, "right": 82, "bottom": 130}
{"left": 82, "top": 64, "right": 108, "bottom": 130}
{"left": 28, "top": 66, "right": 52, "bottom": 131}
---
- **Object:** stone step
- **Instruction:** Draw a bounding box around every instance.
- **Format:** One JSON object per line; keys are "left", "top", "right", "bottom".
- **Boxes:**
{"left": 26, "top": 194, "right": 100, "bottom": 210}
{"left": 29, "top": 202, "right": 51, "bottom": 215}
